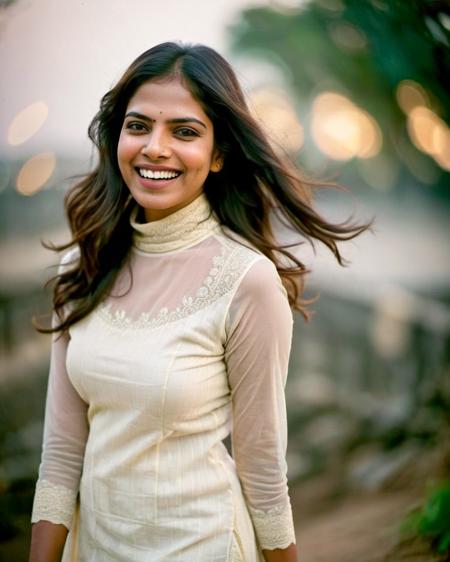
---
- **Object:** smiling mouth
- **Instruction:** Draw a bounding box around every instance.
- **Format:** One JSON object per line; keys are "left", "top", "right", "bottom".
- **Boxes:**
{"left": 137, "top": 168, "right": 181, "bottom": 180}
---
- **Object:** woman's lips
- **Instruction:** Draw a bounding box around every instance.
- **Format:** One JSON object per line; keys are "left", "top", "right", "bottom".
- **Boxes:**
{"left": 136, "top": 166, "right": 181, "bottom": 180}
{"left": 135, "top": 167, "right": 181, "bottom": 189}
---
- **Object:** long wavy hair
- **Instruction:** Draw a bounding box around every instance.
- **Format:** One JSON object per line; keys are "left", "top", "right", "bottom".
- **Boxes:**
{"left": 38, "top": 41, "right": 371, "bottom": 333}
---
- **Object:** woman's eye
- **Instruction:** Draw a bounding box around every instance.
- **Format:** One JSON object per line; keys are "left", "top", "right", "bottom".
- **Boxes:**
{"left": 125, "top": 121, "right": 147, "bottom": 132}
{"left": 175, "top": 127, "right": 198, "bottom": 138}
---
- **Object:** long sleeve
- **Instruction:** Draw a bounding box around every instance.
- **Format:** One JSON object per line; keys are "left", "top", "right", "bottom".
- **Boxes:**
{"left": 31, "top": 251, "right": 89, "bottom": 530}
{"left": 224, "top": 257, "right": 295, "bottom": 550}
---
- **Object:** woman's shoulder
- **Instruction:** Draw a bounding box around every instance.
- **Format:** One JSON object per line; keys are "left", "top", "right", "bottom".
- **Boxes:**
{"left": 215, "top": 226, "right": 282, "bottom": 290}
{"left": 216, "top": 225, "right": 265, "bottom": 260}
{"left": 58, "top": 246, "right": 80, "bottom": 274}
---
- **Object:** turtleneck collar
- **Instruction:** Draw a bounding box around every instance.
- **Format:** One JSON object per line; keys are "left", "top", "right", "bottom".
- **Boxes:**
{"left": 130, "top": 193, "right": 220, "bottom": 253}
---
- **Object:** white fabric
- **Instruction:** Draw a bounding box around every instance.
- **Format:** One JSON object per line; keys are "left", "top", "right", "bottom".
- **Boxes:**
{"left": 32, "top": 193, "right": 296, "bottom": 561}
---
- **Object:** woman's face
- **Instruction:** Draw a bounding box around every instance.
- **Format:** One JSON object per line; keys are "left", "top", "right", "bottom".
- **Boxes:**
{"left": 117, "top": 77, "right": 222, "bottom": 222}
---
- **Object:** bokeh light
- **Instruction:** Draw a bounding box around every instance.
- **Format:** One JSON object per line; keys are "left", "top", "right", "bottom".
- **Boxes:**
{"left": 7, "top": 101, "right": 49, "bottom": 146}
{"left": 407, "top": 106, "right": 441, "bottom": 154}
{"left": 396, "top": 80, "right": 430, "bottom": 114}
{"left": 329, "top": 22, "right": 367, "bottom": 52}
{"left": 311, "top": 92, "right": 382, "bottom": 160}
{"left": 407, "top": 106, "right": 450, "bottom": 171}
{"left": 250, "top": 88, "right": 304, "bottom": 153}
{"left": 397, "top": 79, "right": 450, "bottom": 172}
{"left": 16, "top": 152, "right": 56, "bottom": 196}
{"left": 432, "top": 125, "right": 450, "bottom": 172}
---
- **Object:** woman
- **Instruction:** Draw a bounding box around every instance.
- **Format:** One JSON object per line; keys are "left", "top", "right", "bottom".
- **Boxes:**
{"left": 30, "top": 42, "right": 370, "bottom": 562}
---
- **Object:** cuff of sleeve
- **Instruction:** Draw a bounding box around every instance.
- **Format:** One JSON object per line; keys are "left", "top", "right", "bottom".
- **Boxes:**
{"left": 248, "top": 501, "right": 296, "bottom": 550}
{"left": 31, "top": 479, "right": 77, "bottom": 530}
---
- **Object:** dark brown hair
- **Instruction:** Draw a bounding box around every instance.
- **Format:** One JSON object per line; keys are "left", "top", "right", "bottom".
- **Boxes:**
{"left": 38, "top": 41, "right": 371, "bottom": 333}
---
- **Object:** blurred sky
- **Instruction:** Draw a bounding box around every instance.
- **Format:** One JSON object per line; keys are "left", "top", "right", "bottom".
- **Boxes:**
{"left": 0, "top": 0, "right": 274, "bottom": 155}
{"left": 1, "top": 0, "right": 448, "bottom": 291}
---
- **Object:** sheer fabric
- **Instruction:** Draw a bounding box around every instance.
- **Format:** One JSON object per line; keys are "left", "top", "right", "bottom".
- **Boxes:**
{"left": 32, "top": 194, "right": 296, "bottom": 561}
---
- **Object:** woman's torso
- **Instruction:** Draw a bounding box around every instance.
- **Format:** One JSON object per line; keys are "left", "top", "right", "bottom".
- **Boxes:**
{"left": 63, "top": 224, "right": 265, "bottom": 561}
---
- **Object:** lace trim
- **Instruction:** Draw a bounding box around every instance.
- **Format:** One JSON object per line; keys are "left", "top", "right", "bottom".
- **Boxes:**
{"left": 31, "top": 479, "right": 77, "bottom": 530}
{"left": 249, "top": 503, "right": 296, "bottom": 551}
{"left": 97, "top": 240, "right": 261, "bottom": 330}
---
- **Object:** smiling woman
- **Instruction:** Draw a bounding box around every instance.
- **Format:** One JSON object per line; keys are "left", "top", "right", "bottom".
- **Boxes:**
{"left": 29, "top": 42, "right": 370, "bottom": 562}
{"left": 117, "top": 79, "right": 223, "bottom": 221}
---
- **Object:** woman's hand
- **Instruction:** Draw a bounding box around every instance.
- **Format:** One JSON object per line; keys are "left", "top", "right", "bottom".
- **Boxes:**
{"left": 29, "top": 520, "right": 68, "bottom": 562}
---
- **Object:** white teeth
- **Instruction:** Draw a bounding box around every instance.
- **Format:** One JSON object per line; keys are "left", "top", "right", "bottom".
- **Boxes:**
{"left": 138, "top": 168, "right": 180, "bottom": 180}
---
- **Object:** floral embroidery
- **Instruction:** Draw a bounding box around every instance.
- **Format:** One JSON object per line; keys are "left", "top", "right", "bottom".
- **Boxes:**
{"left": 248, "top": 503, "right": 296, "bottom": 550}
{"left": 96, "top": 238, "right": 261, "bottom": 330}
{"left": 31, "top": 479, "right": 77, "bottom": 530}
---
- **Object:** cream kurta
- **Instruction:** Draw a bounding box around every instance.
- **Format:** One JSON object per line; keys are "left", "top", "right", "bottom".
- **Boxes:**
{"left": 32, "top": 194, "right": 296, "bottom": 561}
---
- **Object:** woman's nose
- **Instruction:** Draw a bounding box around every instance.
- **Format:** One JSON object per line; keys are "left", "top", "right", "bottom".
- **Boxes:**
{"left": 141, "top": 130, "right": 171, "bottom": 159}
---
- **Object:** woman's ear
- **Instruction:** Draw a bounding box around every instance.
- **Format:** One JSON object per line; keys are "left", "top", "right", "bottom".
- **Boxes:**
{"left": 210, "top": 150, "right": 224, "bottom": 173}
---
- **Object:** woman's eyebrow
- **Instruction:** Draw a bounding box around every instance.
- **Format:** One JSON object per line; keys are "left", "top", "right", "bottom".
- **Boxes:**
{"left": 125, "top": 111, "right": 207, "bottom": 129}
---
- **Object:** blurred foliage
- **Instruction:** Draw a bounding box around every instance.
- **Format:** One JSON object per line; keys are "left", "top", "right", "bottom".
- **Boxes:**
{"left": 403, "top": 480, "right": 450, "bottom": 558}
{"left": 0, "top": 478, "right": 34, "bottom": 542}
{"left": 229, "top": 0, "right": 450, "bottom": 199}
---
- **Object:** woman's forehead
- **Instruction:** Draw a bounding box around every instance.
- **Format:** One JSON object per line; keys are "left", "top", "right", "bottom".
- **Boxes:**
{"left": 126, "top": 78, "right": 209, "bottom": 121}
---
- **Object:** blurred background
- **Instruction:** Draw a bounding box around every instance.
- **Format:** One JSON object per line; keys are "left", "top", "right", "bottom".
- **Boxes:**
{"left": 1, "top": 0, "right": 449, "bottom": 560}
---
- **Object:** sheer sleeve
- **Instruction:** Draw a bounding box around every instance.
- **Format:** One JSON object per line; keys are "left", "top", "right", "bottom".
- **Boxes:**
{"left": 224, "top": 257, "right": 296, "bottom": 550}
{"left": 31, "top": 250, "right": 89, "bottom": 530}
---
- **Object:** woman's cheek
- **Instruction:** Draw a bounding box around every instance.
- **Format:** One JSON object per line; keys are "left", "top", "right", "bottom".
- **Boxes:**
{"left": 118, "top": 132, "right": 139, "bottom": 157}
{"left": 185, "top": 141, "right": 215, "bottom": 168}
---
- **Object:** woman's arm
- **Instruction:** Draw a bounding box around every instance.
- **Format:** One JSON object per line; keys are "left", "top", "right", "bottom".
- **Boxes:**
{"left": 225, "top": 257, "right": 298, "bottom": 561}
{"left": 30, "top": 251, "right": 89, "bottom": 560}
{"left": 29, "top": 319, "right": 88, "bottom": 560}
{"left": 29, "top": 521, "right": 68, "bottom": 562}
{"left": 263, "top": 543, "right": 298, "bottom": 562}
